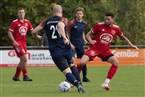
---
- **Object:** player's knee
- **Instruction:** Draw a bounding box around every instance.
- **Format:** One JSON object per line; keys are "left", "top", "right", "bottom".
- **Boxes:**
{"left": 79, "top": 60, "right": 86, "bottom": 66}
{"left": 22, "top": 58, "right": 27, "bottom": 64}
{"left": 113, "top": 60, "right": 119, "bottom": 66}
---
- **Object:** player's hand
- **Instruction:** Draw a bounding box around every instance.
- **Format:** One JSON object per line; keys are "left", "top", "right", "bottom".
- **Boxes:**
{"left": 70, "top": 43, "right": 75, "bottom": 50}
{"left": 63, "top": 38, "right": 70, "bottom": 45}
{"left": 37, "top": 35, "right": 42, "bottom": 41}
{"left": 13, "top": 41, "right": 19, "bottom": 47}
{"left": 90, "top": 40, "right": 97, "bottom": 45}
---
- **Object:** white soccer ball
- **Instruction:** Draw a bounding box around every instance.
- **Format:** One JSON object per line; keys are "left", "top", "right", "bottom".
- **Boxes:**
{"left": 58, "top": 81, "right": 71, "bottom": 92}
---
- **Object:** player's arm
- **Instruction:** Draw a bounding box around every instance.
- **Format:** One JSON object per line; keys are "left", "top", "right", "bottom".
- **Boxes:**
{"left": 57, "top": 21, "right": 69, "bottom": 45}
{"left": 32, "top": 25, "right": 43, "bottom": 40}
{"left": 66, "top": 20, "right": 75, "bottom": 49}
{"left": 120, "top": 35, "right": 138, "bottom": 50}
{"left": 32, "top": 24, "right": 44, "bottom": 41}
{"left": 8, "top": 31, "right": 19, "bottom": 47}
{"left": 86, "top": 30, "right": 96, "bottom": 45}
{"left": 83, "top": 32, "right": 88, "bottom": 44}
{"left": 32, "top": 19, "right": 47, "bottom": 40}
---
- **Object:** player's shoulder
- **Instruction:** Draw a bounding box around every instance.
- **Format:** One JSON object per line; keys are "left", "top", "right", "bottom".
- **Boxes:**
{"left": 112, "top": 24, "right": 120, "bottom": 29}
{"left": 61, "top": 17, "right": 68, "bottom": 25}
{"left": 97, "top": 22, "right": 105, "bottom": 25}
{"left": 11, "top": 19, "right": 18, "bottom": 23}
{"left": 82, "top": 20, "right": 87, "bottom": 25}
{"left": 24, "top": 19, "right": 31, "bottom": 23}
{"left": 70, "top": 19, "right": 75, "bottom": 24}
{"left": 94, "top": 22, "right": 104, "bottom": 27}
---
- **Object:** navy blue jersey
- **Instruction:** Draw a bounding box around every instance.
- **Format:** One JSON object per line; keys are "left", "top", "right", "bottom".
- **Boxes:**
{"left": 44, "top": 16, "right": 70, "bottom": 55}
{"left": 68, "top": 19, "right": 87, "bottom": 47}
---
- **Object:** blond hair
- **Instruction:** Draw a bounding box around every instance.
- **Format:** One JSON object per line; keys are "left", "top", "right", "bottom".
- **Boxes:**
{"left": 53, "top": 4, "right": 63, "bottom": 14}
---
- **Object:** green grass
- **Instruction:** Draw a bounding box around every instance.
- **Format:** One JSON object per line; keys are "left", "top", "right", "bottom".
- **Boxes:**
{"left": 0, "top": 66, "right": 145, "bottom": 97}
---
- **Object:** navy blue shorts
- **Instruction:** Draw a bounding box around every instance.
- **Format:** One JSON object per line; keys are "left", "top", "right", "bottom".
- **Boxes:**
{"left": 71, "top": 47, "right": 84, "bottom": 58}
{"left": 51, "top": 49, "right": 74, "bottom": 72}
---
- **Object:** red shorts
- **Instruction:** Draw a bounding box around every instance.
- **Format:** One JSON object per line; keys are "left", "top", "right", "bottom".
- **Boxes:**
{"left": 85, "top": 47, "right": 113, "bottom": 61}
{"left": 13, "top": 44, "right": 27, "bottom": 58}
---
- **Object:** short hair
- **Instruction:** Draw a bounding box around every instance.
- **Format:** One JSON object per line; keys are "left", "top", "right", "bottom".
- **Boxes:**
{"left": 17, "top": 7, "right": 24, "bottom": 11}
{"left": 105, "top": 11, "right": 114, "bottom": 18}
{"left": 74, "top": 7, "right": 84, "bottom": 13}
{"left": 53, "top": 4, "right": 63, "bottom": 14}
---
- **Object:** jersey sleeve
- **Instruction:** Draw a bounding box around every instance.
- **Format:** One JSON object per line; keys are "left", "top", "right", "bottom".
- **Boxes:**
{"left": 39, "top": 18, "right": 47, "bottom": 28}
{"left": 116, "top": 27, "right": 123, "bottom": 37}
{"left": 61, "top": 17, "right": 68, "bottom": 26}
{"left": 28, "top": 21, "right": 33, "bottom": 31}
{"left": 66, "top": 19, "right": 74, "bottom": 33}
{"left": 91, "top": 23, "right": 98, "bottom": 34}
{"left": 9, "top": 21, "right": 16, "bottom": 33}
{"left": 83, "top": 20, "right": 87, "bottom": 31}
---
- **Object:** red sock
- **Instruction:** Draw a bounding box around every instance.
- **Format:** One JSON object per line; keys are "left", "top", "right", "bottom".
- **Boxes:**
{"left": 22, "top": 68, "right": 28, "bottom": 78}
{"left": 107, "top": 65, "right": 118, "bottom": 79}
{"left": 77, "top": 65, "right": 83, "bottom": 73}
{"left": 14, "top": 66, "right": 22, "bottom": 78}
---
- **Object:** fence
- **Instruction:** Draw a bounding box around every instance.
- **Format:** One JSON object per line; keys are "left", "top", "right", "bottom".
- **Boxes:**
{"left": 0, "top": 45, "right": 145, "bottom": 67}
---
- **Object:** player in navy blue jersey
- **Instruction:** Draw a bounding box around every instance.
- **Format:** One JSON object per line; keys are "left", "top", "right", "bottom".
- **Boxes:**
{"left": 32, "top": 4, "right": 85, "bottom": 93}
{"left": 67, "top": 7, "right": 90, "bottom": 82}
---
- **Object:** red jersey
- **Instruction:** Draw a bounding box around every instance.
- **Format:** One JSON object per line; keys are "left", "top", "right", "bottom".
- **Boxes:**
{"left": 90, "top": 22, "right": 123, "bottom": 50}
{"left": 9, "top": 19, "right": 33, "bottom": 44}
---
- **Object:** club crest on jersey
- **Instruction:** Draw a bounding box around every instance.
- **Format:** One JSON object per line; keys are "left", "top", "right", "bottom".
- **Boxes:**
{"left": 19, "top": 26, "right": 27, "bottom": 36}
{"left": 90, "top": 50, "right": 95, "bottom": 56}
{"left": 100, "top": 33, "right": 113, "bottom": 45}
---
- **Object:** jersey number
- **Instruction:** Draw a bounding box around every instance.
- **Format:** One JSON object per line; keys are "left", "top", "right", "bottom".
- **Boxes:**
{"left": 50, "top": 25, "right": 61, "bottom": 39}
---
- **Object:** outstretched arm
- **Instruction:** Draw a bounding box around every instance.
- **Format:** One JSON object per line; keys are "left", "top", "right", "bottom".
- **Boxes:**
{"left": 120, "top": 35, "right": 138, "bottom": 50}
{"left": 32, "top": 25, "right": 43, "bottom": 40}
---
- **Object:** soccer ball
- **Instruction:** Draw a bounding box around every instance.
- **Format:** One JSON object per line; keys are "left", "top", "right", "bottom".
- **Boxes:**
{"left": 58, "top": 81, "right": 71, "bottom": 92}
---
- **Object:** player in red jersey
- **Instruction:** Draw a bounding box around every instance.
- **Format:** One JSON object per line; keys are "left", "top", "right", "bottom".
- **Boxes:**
{"left": 8, "top": 7, "right": 40, "bottom": 81}
{"left": 77, "top": 12, "right": 138, "bottom": 90}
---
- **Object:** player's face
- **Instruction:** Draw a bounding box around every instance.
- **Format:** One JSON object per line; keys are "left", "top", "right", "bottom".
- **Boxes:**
{"left": 104, "top": 16, "right": 114, "bottom": 26}
{"left": 18, "top": 9, "right": 25, "bottom": 19}
{"left": 75, "top": 11, "right": 84, "bottom": 20}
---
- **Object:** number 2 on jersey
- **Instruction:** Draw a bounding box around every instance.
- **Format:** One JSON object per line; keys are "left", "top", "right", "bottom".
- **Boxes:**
{"left": 50, "top": 25, "right": 61, "bottom": 39}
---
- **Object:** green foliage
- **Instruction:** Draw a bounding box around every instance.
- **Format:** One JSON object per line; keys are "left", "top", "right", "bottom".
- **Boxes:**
{"left": 0, "top": 0, "right": 145, "bottom": 46}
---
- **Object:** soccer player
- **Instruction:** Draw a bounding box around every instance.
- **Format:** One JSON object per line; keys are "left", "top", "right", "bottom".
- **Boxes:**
{"left": 67, "top": 7, "right": 90, "bottom": 82}
{"left": 8, "top": 7, "right": 39, "bottom": 81}
{"left": 77, "top": 12, "right": 138, "bottom": 90}
{"left": 32, "top": 4, "right": 85, "bottom": 93}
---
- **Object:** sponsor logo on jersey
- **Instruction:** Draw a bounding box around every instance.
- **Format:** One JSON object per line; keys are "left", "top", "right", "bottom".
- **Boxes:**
{"left": 19, "top": 26, "right": 28, "bottom": 36}
{"left": 100, "top": 33, "right": 113, "bottom": 45}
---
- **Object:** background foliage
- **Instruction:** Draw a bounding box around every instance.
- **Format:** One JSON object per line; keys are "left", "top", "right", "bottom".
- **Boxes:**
{"left": 0, "top": 0, "right": 145, "bottom": 46}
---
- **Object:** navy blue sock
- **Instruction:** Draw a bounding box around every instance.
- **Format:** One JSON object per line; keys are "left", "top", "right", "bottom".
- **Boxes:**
{"left": 82, "top": 65, "right": 87, "bottom": 78}
{"left": 66, "top": 73, "right": 78, "bottom": 86}
{"left": 70, "top": 66, "right": 81, "bottom": 83}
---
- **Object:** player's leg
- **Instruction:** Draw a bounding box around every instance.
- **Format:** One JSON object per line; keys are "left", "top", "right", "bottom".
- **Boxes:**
{"left": 76, "top": 48, "right": 90, "bottom": 82}
{"left": 12, "top": 45, "right": 32, "bottom": 81}
{"left": 13, "top": 64, "right": 21, "bottom": 81}
{"left": 77, "top": 55, "right": 90, "bottom": 73}
{"left": 52, "top": 54, "right": 85, "bottom": 93}
{"left": 20, "top": 55, "right": 32, "bottom": 81}
{"left": 102, "top": 55, "right": 119, "bottom": 90}
{"left": 12, "top": 46, "right": 23, "bottom": 81}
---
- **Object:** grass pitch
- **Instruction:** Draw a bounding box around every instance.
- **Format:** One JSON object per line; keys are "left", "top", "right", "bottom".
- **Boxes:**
{"left": 0, "top": 66, "right": 144, "bottom": 97}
